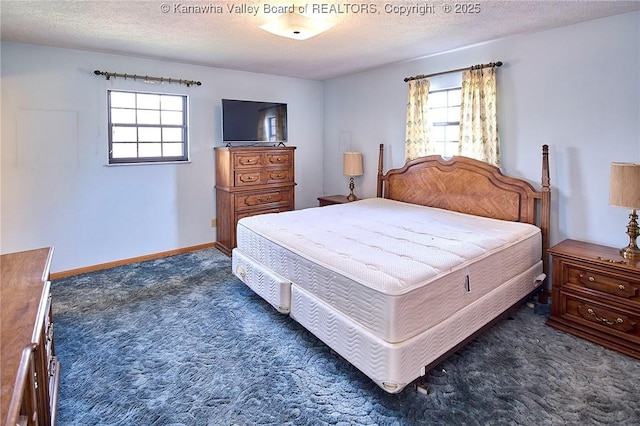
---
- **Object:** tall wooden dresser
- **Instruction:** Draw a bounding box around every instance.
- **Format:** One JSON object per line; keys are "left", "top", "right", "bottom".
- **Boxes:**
{"left": 1, "top": 247, "right": 60, "bottom": 426}
{"left": 215, "top": 146, "right": 296, "bottom": 256}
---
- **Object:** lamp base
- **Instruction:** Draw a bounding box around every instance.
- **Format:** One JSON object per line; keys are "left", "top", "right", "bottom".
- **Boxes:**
{"left": 620, "top": 209, "right": 640, "bottom": 259}
{"left": 347, "top": 177, "right": 358, "bottom": 202}
{"left": 620, "top": 246, "right": 640, "bottom": 259}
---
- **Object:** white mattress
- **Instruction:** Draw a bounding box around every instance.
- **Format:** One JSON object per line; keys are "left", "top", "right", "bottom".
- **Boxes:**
{"left": 234, "top": 198, "right": 542, "bottom": 343}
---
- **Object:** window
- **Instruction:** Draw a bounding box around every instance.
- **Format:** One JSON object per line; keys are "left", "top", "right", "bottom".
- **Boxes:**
{"left": 428, "top": 87, "right": 461, "bottom": 158}
{"left": 108, "top": 90, "right": 188, "bottom": 164}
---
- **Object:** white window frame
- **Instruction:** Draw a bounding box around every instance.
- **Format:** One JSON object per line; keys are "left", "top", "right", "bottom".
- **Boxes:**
{"left": 428, "top": 86, "right": 461, "bottom": 158}
{"left": 108, "top": 89, "right": 189, "bottom": 164}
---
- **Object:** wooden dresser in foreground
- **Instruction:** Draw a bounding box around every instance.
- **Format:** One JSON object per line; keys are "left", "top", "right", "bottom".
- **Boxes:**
{"left": 1, "top": 247, "right": 60, "bottom": 425}
{"left": 547, "top": 239, "right": 640, "bottom": 360}
{"left": 215, "top": 146, "right": 296, "bottom": 256}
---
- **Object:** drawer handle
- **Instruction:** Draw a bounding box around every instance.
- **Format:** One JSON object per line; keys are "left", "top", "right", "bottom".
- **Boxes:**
{"left": 49, "top": 357, "right": 58, "bottom": 377}
{"left": 619, "top": 284, "right": 626, "bottom": 291}
{"left": 586, "top": 308, "right": 623, "bottom": 326}
{"left": 258, "top": 196, "right": 272, "bottom": 203}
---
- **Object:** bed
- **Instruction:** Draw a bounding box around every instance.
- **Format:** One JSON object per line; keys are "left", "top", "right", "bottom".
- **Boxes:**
{"left": 231, "top": 144, "right": 551, "bottom": 393}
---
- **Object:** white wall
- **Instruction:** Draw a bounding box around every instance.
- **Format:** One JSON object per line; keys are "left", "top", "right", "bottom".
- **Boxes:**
{"left": 323, "top": 11, "right": 640, "bottom": 249}
{"left": 1, "top": 42, "right": 324, "bottom": 272}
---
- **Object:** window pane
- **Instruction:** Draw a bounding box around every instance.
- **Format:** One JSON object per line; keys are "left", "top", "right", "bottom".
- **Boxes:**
{"left": 137, "top": 93, "right": 160, "bottom": 110}
{"left": 163, "top": 128, "right": 183, "bottom": 142}
{"left": 139, "top": 143, "right": 162, "bottom": 157}
{"left": 431, "top": 107, "right": 447, "bottom": 123}
{"left": 112, "top": 143, "right": 137, "bottom": 158}
{"left": 432, "top": 125, "right": 445, "bottom": 142}
{"left": 110, "top": 92, "right": 136, "bottom": 108}
{"left": 161, "top": 111, "right": 183, "bottom": 125}
{"left": 443, "top": 141, "right": 459, "bottom": 158}
{"left": 138, "top": 127, "right": 162, "bottom": 142}
{"left": 445, "top": 125, "right": 459, "bottom": 142}
{"left": 137, "top": 110, "right": 160, "bottom": 125}
{"left": 447, "top": 106, "right": 460, "bottom": 123}
{"left": 163, "top": 143, "right": 184, "bottom": 157}
{"left": 429, "top": 91, "right": 447, "bottom": 107}
{"left": 161, "top": 95, "right": 183, "bottom": 111}
{"left": 448, "top": 89, "right": 461, "bottom": 106}
{"left": 112, "top": 126, "right": 137, "bottom": 142}
{"left": 111, "top": 108, "right": 136, "bottom": 124}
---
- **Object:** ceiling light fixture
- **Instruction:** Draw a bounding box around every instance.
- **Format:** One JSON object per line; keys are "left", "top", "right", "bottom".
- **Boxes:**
{"left": 260, "top": 13, "right": 335, "bottom": 40}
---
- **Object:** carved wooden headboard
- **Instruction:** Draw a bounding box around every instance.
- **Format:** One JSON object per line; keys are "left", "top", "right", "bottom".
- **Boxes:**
{"left": 376, "top": 144, "right": 551, "bottom": 301}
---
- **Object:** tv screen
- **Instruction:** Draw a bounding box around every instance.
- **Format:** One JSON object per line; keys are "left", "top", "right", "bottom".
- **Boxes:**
{"left": 222, "top": 99, "right": 287, "bottom": 144}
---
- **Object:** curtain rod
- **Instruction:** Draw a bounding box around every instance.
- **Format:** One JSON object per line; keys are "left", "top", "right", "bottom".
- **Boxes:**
{"left": 93, "top": 70, "right": 202, "bottom": 87}
{"left": 403, "top": 61, "right": 503, "bottom": 83}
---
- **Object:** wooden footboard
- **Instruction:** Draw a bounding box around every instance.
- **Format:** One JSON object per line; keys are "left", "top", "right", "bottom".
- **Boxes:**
{"left": 377, "top": 145, "right": 551, "bottom": 303}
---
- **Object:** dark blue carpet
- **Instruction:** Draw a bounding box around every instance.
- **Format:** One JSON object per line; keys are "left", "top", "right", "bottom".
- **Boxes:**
{"left": 51, "top": 248, "right": 640, "bottom": 425}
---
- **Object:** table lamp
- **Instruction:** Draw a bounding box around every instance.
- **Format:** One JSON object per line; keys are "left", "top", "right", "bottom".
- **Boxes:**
{"left": 609, "top": 162, "right": 640, "bottom": 258}
{"left": 343, "top": 152, "right": 363, "bottom": 201}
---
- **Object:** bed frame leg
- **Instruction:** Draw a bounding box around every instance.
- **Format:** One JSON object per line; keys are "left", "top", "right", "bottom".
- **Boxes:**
{"left": 413, "top": 379, "right": 431, "bottom": 395}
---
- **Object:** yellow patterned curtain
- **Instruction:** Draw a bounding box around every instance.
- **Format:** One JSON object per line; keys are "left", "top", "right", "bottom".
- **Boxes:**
{"left": 405, "top": 78, "right": 433, "bottom": 161}
{"left": 459, "top": 67, "right": 500, "bottom": 166}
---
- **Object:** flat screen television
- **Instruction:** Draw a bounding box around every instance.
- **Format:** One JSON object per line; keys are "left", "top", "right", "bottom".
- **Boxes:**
{"left": 221, "top": 99, "right": 288, "bottom": 144}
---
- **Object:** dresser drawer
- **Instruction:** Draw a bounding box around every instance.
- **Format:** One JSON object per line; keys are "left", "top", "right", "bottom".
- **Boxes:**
{"left": 265, "top": 152, "right": 292, "bottom": 167}
{"left": 236, "top": 206, "right": 291, "bottom": 222}
{"left": 235, "top": 187, "right": 293, "bottom": 211}
{"left": 567, "top": 266, "right": 640, "bottom": 303}
{"left": 234, "top": 168, "right": 293, "bottom": 187}
{"left": 234, "top": 153, "right": 263, "bottom": 168}
{"left": 233, "top": 150, "right": 293, "bottom": 169}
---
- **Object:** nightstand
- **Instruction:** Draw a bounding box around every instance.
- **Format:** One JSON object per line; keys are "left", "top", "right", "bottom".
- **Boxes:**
{"left": 547, "top": 239, "right": 640, "bottom": 360}
{"left": 317, "top": 195, "right": 352, "bottom": 207}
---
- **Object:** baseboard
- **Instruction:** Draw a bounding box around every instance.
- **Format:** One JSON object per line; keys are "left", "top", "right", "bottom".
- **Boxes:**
{"left": 50, "top": 242, "right": 216, "bottom": 280}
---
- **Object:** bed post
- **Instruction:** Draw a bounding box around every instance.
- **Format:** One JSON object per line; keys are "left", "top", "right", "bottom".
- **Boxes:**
{"left": 377, "top": 143, "right": 384, "bottom": 198}
{"left": 539, "top": 144, "right": 551, "bottom": 304}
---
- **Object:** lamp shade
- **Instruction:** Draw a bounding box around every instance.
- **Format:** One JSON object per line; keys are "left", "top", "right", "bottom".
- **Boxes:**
{"left": 343, "top": 152, "right": 363, "bottom": 176}
{"left": 609, "top": 162, "right": 640, "bottom": 209}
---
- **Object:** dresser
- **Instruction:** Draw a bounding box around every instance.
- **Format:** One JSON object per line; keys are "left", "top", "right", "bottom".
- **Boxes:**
{"left": 547, "top": 239, "right": 639, "bottom": 360}
{"left": 1, "top": 247, "right": 60, "bottom": 426}
{"left": 215, "top": 146, "right": 296, "bottom": 256}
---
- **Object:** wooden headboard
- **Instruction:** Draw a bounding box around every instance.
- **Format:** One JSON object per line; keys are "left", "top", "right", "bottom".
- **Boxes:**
{"left": 376, "top": 144, "right": 551, "bottom": 302}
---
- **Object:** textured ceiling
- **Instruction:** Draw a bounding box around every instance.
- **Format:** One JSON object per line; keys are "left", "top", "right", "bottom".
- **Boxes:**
{"left": 1, "top": 0, "right": 639, "bottom": 80}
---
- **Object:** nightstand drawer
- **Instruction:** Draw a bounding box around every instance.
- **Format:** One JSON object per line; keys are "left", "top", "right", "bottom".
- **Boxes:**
{"left": 567, "top": 266, "right": 640, "bottom": 301}
{"left": 563, "top": 295, "right": 639, "bottom": 339}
